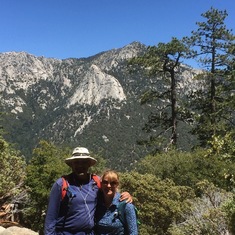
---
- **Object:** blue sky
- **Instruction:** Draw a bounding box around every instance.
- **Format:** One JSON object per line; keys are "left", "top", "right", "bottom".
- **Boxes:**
{"left": 1, "top": 0, "right": 234, "bottom": 60}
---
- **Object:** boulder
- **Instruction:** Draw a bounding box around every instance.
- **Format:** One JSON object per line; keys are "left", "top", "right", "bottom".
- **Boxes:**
{"left": 0, "top": 226, "right": 38, "bottom": 235}
{"left": 0, "top": 227, "right": 5, "bottom": 233}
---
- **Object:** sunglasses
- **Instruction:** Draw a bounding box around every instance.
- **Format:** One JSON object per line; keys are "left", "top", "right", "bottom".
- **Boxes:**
{"left": 102, "top": 180, "right": 118, "bottom": 186}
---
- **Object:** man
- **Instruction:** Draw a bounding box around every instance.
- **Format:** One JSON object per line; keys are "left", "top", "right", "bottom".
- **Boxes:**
{"left": 44, "top": 147, "right": 131, "bottom": 235}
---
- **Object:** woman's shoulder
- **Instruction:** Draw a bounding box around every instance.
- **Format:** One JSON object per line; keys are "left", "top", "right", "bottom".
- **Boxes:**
{"left": 124, "top": 202, "right": 135, "bottom": 209}
{"left": 117, "top": 198, "right": 135, "bottom": 211}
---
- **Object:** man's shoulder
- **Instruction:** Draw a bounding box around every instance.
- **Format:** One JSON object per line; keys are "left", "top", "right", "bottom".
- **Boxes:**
{"left": 55, "top": 174, "right": 72, "bottom": 186}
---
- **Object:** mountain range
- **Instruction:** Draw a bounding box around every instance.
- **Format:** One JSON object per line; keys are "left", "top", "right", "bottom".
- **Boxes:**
{"left": 0, "top": 42, "right": 200, "bottom": 170}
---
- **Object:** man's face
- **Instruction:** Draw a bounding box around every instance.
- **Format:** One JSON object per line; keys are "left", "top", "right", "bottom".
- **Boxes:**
{"left": 71, "top": 159, "right": 90, "bottom": 176}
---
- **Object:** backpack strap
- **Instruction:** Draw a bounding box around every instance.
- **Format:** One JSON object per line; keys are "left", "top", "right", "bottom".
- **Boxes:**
{"left": 118, "top": 201, "right": 141, "bottom": 228}
{"left": 92, "top": 174, "right": 101, "bottom": 188}
{"left": 117, "top": 201, "right": 127, "bottom": 225}
{"left": 61, "top": 176, "right": 69, "bottom": 200}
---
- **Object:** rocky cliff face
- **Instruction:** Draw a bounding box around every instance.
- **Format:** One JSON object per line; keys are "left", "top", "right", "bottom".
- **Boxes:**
{"left": 0, "top": 42, "right": 145, "bottom": 113}
{"left": 0, "top": 42, "right": 201, "bottom": 169}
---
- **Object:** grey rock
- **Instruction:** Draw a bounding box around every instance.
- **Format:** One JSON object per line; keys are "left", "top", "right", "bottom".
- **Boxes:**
{"left": 0, "top": 226, "right": 38, "bottom": 235}
{"left": 0, "top": 227, "right": 5, "bottom": 233}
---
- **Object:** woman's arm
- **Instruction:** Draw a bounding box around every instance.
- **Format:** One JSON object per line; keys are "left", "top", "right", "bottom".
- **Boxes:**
{"left": 125, "top": 203, "right": 138, "bottom": 235}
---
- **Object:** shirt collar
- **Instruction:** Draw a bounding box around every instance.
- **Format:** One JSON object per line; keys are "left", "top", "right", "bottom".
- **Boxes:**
{"left": 112, "top": 192, "right": 121, "bottom": 206}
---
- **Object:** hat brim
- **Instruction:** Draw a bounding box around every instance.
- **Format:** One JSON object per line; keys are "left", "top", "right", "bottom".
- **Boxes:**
{"left": 65, "top": 156, "right": 97, "bottom": 167}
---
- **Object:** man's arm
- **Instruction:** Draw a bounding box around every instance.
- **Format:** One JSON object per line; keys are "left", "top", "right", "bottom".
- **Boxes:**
{"left": 44, "top": 180, "right": 62, "bottom": 235}
{"left": 120, "top": 191, "right": 133, "bottom": 203}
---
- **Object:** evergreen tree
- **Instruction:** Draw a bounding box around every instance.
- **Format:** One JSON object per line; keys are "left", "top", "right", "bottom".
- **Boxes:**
{"left": 0, "top": 135, "right": 26, "bottom": 199}
{"left": 186, "top": 7, "right": 235, "bottom": 147}
{"left": 130, "top": 38, "right": 190, "bottom": 152}
{"left": 24, "top": 140, "right": 70, "bottom": 232}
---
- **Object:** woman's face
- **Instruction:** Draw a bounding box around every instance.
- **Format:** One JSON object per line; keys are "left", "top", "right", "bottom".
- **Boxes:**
{"left": 101, "top": 174, "right": 119, "bottom": 198}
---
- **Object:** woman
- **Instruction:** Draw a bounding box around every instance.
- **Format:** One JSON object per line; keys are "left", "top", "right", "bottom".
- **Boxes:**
{"left": 95, "top": 170, "right": 138, "bottom": 235}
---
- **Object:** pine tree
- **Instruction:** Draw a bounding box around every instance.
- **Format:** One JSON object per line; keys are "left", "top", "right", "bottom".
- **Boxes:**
{"left": 187, "top": 7, "right": 235, "bottom": 147}
{"left": 129, "top": 38, "right": 190, "bottom": 152}
{"left": 24, "top": 140, "right": 70, "bottom": 232}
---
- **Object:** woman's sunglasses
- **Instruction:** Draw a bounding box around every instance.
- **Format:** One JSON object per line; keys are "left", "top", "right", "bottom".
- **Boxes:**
{"left": 102, "top": 180, "right": 118, "bottom": 186}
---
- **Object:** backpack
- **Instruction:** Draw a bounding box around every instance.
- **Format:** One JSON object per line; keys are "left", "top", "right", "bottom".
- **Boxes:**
{"left": 117, "top": 201, "right": 140, "bottom": 230}
{"left": 61, "top": 174, "right": 101, "bottom": 200}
